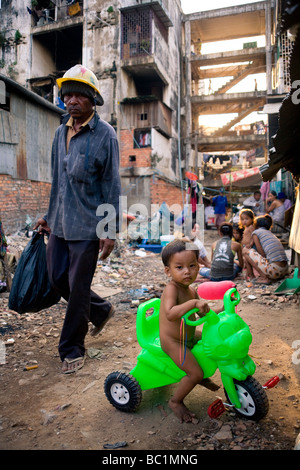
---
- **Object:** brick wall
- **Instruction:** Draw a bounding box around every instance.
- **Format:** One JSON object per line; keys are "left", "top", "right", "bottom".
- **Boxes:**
{"left": 0, "top": 174, "right": 51, "bottom": 234}
{"left": 120, "top": 130, "right": 183, "bottom": 211}
{"left": 150, "top": 176, "right": 183, "bottom": 211}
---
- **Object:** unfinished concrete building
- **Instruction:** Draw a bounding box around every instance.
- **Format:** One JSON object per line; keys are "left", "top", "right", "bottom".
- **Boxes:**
{"left": 1, "top": 0, "right": 293, "bottom": 229}
{"left": 0, "top": 0, "right": 184, "bottom": 221}
{"left": 182, "top": 1, "right": 276, "bottom": 190}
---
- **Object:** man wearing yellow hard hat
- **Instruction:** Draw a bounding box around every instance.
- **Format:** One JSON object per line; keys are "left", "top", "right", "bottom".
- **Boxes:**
{"left": 56, "top": 64, "right": 104, "bottom": 106}
{"left": 35, "top": 65, "right": 121, "bottom": 374}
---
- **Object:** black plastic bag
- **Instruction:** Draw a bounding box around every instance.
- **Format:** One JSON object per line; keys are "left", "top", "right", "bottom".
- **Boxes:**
{"left": 8, "top": 231, "right": 60, "bottom": 314}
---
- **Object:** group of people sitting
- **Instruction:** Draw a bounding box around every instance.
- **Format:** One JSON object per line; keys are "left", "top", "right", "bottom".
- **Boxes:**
{"left": 189, "top": 207, "right": 289, "bottom": 285}
{"left": 243, "top": 189, "right": 292, "bottom": 234}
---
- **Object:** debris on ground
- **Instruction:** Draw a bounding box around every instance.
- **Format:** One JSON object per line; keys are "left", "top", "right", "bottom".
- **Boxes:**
{"left": 0, "top": 230, "right": 299, "bottom": 450}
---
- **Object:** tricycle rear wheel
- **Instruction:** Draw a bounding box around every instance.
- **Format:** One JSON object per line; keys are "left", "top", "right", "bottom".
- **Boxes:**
{"left": 104, "top": 371, "right": 142, "bottom": 412}
{"left": 224, "top": 376, "right": 269, "bottom": 421}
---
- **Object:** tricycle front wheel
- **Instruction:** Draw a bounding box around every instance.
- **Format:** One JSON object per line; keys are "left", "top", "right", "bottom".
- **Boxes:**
{"left": 224, "top": 376, "right": 269, "bottom": 421}
{"left": 104, "top": 371, "right": 142, "bottom": 412}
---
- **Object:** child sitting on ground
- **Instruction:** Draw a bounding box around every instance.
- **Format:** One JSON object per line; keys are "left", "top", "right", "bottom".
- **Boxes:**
{"left": 232, "top": 223, "right": 244, "bottom": 244}
{"left": 239, "top": 208, "right": 255, "bottom": 248}
{"left": 160, "top": 239, "right": 220, "bottom": 423}
{"left": 199, "top": 223, "right": 243, "bottom": 281}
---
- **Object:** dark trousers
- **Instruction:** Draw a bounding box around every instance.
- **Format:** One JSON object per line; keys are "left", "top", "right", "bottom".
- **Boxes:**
{"left": 46, "top": 234, "right": 112, "bottom": 361}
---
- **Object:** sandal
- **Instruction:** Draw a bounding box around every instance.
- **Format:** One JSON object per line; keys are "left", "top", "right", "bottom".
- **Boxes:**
{"left": 61, "top": 356, "right": 85, "bottom": 374}
{"left": 90, "top": 306, "right": 115, "bottom": 337}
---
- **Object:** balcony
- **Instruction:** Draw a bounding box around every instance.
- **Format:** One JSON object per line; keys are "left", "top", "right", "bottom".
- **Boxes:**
{"left": 120, "top": 2, "right": 172, "bottom": 85}
{"left": 120, "top": 98, "right": 172, "bottom": 138}
{"left": 30, "top": 1, "right": 83, "bottom": 28}
{"left": 29, "top": 1, "right": 83, "bottom": 85}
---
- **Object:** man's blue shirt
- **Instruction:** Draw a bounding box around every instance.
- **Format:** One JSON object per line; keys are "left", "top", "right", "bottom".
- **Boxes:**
{"left": 212, "top": 195, "right": 228, "bottom": 214}
{"left": 46, "top": 112, "right": 121, "bottom": 240}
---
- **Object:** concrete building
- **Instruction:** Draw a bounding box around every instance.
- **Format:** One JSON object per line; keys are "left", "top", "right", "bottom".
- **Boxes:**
{"left": 1, "top": 0, "right": 185, "bottom": 226}
{"left": 183, "top": 1, "right": 275, "bottom": 189}
{"left": 2, "top": 0, "right": 294, "bottom": 230}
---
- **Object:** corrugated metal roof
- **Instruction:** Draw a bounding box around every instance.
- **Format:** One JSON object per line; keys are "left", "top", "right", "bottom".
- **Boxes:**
{"left": 0, "top": 73, "right": 64, "bottom": 115}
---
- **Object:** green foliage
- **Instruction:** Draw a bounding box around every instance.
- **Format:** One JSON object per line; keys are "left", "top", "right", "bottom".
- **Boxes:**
{"left": 14, "top": 30, "right": 22, "bottom": 44}
{"left": 150, "top": 152, "right": 163, "bottom": 168}
{"left": 121, "top": 95, "right": 159, "bottom": 104}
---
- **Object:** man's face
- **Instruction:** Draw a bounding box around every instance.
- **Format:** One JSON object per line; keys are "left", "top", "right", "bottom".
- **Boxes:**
{"left": 64, "top": 92, "right": 94, "bottom": 120}
{"left": 254, "top": 193, "right": 261, "bottom": 201}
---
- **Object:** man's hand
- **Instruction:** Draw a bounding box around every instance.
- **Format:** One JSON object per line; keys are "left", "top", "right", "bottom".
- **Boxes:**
{"left": 33, "top": 218, "right": 51, "bottom": 234}
{"left": 99, "top": 238, "right": 115, "bottom": 260}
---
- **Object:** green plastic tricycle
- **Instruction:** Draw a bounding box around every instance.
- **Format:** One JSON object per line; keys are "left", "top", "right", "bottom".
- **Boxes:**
{"left": 104, "top": 282, "right": 279, "bottom": 421}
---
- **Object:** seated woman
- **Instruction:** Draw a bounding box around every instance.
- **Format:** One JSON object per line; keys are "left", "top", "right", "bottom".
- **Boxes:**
{"left": 242, "top": 215, "right": 289, "bottom": 284}
{"left": 265, "top": 191, "right": 285, "bottom": 233}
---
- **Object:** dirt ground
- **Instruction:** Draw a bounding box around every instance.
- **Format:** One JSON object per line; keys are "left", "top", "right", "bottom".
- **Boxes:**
{"left": 0, "top": 231, "right": 299, "bottom": 452}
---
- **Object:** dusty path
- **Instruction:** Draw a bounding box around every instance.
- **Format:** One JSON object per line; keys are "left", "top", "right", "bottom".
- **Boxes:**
{"left": 0, "top": 236, "right": 299, "bottom": 451}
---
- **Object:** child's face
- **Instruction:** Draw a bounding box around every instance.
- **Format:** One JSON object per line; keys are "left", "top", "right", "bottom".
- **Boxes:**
{"left": 240, "top": 213, "right": 253, "bottom": 227}
{"left": 233, "top": 229, "right": 241, "bottom": 241}
{"left": 165, "top": 250, "right": 199, "bottom": 287}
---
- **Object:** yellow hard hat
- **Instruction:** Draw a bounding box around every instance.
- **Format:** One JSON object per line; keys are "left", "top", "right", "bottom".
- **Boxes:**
{"left": 57, "top": 64, "right": 104, "bottom": 105}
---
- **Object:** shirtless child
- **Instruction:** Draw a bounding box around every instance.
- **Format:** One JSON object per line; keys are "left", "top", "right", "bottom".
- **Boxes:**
{"left": 160, "top": 239, "right": 220, "bottom": 423}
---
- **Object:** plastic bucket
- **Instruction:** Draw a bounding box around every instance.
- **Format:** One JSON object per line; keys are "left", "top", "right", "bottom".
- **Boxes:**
{"left": 160, "top": 235, "right": 175, "bottom": 247}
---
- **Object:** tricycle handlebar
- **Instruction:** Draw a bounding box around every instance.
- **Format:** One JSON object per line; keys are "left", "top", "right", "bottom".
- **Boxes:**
{"left": 182, "top": 287, "right": 240, "bottom": 326}
{"left": 183, "top": 308, "right": 217, "bottom": 326}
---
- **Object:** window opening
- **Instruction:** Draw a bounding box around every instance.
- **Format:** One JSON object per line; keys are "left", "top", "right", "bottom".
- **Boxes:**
{"left": 134, "top": 129, "right": 151, "bottom": 148}
{"left": 138, "top": 112, "right": 148, "bottom": 121}
{"left": 121, "top": 7, "right": 152, "bottom": 59}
